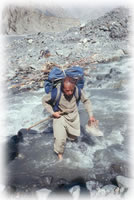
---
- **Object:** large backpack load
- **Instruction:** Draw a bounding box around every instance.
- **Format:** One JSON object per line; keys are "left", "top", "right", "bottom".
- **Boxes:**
{"left": 44, "top": 66, "right": 84, "bottom": 111}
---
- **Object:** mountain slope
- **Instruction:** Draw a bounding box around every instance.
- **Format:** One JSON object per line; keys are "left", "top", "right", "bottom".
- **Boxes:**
{"left": 2, "top": 6, "right": 80, "bottom": 35}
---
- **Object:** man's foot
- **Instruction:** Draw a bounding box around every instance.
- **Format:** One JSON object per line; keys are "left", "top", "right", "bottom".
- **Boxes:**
{"left": 58, "top": 153, "right": 63, "bottom": 161}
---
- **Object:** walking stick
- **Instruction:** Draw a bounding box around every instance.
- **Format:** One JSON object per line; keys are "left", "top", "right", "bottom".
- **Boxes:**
{"left": 27, "top": 111, "right": 65, "bottom": 131}
{"left": 27, "top": 115, "right": 53, "bottom": 131}
{"left": 17, "top": 111, "right": 66, "bottom": 138}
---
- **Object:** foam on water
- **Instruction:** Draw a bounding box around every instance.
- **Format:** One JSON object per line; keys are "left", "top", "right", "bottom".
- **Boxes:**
{"left": 5, "top": 89, "right": 45, "bottom": 137}
{"left": 4, "top": 59, "right": 131, "bottom": 181}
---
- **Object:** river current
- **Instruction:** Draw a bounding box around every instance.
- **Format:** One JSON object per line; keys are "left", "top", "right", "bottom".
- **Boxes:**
{"left": 3, "top": 58, "right": 134, "bottom": 190}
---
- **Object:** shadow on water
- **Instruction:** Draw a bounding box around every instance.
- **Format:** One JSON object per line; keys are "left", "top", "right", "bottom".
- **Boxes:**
{"left": 48, "top": 177, "right": 89, "bottom": 200}
{"left": 80, "top": 126, "right": 96, "bottom": 146}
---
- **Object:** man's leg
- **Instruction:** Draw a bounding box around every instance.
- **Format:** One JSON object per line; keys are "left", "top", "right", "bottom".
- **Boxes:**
{"left": 53, "top": 117, "right": 67, "bottom": 160}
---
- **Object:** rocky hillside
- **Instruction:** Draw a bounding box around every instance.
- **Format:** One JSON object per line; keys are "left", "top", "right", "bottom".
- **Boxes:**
{"left": 2, "top": 6, "right": 80, "bottom": 35}
{"left": 4, "top": 6, "right": 131, "bottom": 94}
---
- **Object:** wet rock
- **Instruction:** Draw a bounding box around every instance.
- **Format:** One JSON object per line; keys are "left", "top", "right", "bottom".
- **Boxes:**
{"left": 116, "top": 175, "right": 134, "bottom": 189}
{"left": 86, "top": 180, "right": 103, "bottom": 192}
{"left": 6, "top": 128, "right": 40, "bottom": 163}
{"left": 96, "top": 74, "right": 105, "bottom": 80}
{"left": 18, "top": 128, "right": 38, "bottom": 136}
{"left": 69, "top": 185, "right": 80, "bottom": 199}
{"left": 78, "top": 143, "right": 87, "bottom": 153}
{"left": 104, "top": 73, "right": 112, "bottom": 79}
{"left": 101, "top": 184, "right": 118, "bottom": 195}
{"left": 48, "top": 179, "right": 72, "bottom": 199}
{"left": 80, "top": 134, "right": 95, "bottom": 146}
{"left": 92, "top": 184, "right": 118, "bottom": 197}
{"left": 109, "top": 67, "right": 121, "bottom": 75}
{"left": 39, "top": 176, "right": 53, "bottom": 187}
{"left": 54, "top": 178, "right": 70, "bottom": 188}
{"left": 6, "top": 134, "right": 22, "bottom": 162}
{"left": 86, "top": 182, "right": 119, "bottom": 198}
{"left": 36, "top": 188, "right": 52, "bottom": 199}
{"left": 110, "top": 163, "right": 129, "bottom": 176}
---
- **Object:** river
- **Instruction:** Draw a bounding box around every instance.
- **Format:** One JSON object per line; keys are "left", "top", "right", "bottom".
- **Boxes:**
{"left": 4, "top": 57, "right": 134, "bottom": 192}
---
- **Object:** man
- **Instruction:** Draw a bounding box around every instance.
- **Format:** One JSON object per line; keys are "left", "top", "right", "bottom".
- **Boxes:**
{"left": 42, "top": 76, "right": 96, "bottom": 160}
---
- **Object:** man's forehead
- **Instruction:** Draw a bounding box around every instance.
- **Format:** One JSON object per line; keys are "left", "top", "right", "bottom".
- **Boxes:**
{"left": 64, "top": 81, "right": 75, "bottom": 88}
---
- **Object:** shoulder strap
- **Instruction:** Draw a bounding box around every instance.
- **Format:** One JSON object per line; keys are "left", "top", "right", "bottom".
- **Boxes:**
{"left": 74, "top": 86, "right": 81, "bottom": 105}
{"left": 51, "top": 85, "right": 81, "bottom": 111}
{"left": 51, "top": 84, "right": 62, "bottom": 112}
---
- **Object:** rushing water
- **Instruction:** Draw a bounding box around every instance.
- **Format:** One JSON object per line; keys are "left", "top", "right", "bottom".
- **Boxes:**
{"left": 4, "top": 58, "right": 134, "bottom": 190}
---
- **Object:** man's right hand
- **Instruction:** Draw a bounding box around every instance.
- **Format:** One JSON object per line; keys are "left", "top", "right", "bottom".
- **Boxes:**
{"left": 52, "top": 111, "right": 62, "bottom": 118}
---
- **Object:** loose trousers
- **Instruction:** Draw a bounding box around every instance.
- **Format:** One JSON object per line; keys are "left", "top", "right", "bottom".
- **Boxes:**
{"left": 53, "top": 115, "right": 80, "bottom": 154}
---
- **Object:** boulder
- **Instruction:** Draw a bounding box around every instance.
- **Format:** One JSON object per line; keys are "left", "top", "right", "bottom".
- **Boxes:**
{"left": 36, "top": 188, "right": 52, "bottom": 200}
{"left": 116, "top": 175, "right": 134, "bottom": 189}
{"left": 69, "top": 185, "right": 80, "bottom": 199}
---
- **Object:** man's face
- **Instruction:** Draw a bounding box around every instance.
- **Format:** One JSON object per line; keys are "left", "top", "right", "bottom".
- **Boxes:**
{"left": 63, "top": 82, "right": 75, "bottom": 97}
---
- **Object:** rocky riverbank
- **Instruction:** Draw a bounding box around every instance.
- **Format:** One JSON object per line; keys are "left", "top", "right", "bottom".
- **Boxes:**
{"left": 4, "top": 7, "right": 131, "bottom": 95}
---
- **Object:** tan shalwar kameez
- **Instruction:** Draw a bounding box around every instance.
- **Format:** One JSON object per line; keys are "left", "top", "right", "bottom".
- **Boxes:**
{"left": 42, "top": 88, "right": 93, "bottom": 154}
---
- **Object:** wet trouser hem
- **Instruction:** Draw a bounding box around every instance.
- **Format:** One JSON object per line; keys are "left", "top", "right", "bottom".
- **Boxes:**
{"left": 54, "top": 149, "right": 63, "bottom": 155}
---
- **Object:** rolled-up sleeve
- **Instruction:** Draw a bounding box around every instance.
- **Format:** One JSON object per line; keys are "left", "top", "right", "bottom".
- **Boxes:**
{"left": 80, "top": 90, "right": 93, "bottom": 118}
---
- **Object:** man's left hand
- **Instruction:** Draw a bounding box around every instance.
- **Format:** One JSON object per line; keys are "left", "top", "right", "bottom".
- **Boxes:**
{"left": 88, "top": 116, "right": 97, "bottom": 125}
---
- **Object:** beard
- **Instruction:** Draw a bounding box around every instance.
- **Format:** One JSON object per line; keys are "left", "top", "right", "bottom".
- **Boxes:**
{"left": 64, "top": 93, "right": 74, "bottom": 101}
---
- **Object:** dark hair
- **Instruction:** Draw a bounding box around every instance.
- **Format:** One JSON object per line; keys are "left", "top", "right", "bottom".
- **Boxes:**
{"left": 61, "top": 76, "right": 76, "bottom": 89}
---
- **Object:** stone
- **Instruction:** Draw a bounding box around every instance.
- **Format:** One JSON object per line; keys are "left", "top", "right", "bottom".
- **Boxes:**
{"left": 96, "top": 74, "right": 105, "bottom": 81}
{"left": 116, "top": 176, "right": 134, "bottom": 189}
{"left": 86, "top": 180, "right": 103, "bottom": 192}
{"left": 6, "top": 135, "right": 21, "bottom": 162}
{"left": 28, "top": 39, "right": 33, "bottom": 44}
{"left": 109, "top": 22, "right": 128, "bottom": 38}
{"left": 99, "top": 25, "right": 109, "bottom": 31}
{"left": 55, "top": 178, "right": 70, "bottom": 187}
{"left": 80, "top": 23, "right": 86, "bottom": 30}
{"left": 36, "top": 188, "right": 51, "bottom": 200}
{"left": 105, "top": 73, "right": 112, "bottom": 79}
{"left": 83, "top": 38, "right": 88, "bottom": 44}
{"left": 69, "top": 185, "right": 80, "bottom": 199}
{"left": 101, "top": 184, "right": 118, "bottom": 195}
{"left": 109, "top": 68, "right": 121, "bottom": 75}
{"left": 40, "top": 176, "right": 53, "bottom": 186}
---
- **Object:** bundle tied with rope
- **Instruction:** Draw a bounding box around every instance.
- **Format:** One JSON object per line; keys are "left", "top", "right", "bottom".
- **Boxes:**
{"left": 85, "top": 119, "right": 104, "bottom": 136}
{"left": 44, "top": 65, "right": 85, "bottom": 94}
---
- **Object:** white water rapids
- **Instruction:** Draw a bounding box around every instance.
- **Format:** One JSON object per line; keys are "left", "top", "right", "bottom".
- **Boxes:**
{"left": 2, "top": 58, "right": 134, "bottom": 190}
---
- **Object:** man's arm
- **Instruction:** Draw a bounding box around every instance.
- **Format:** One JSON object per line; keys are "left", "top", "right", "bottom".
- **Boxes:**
{"left": 42, "top": 93, "right": 54, "bottom": 115}
{"left": 80, "top": 90, "right": 96, "bottom": 123}
{"left": 42, "top": 94, "right": 62, "bottom": 118}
